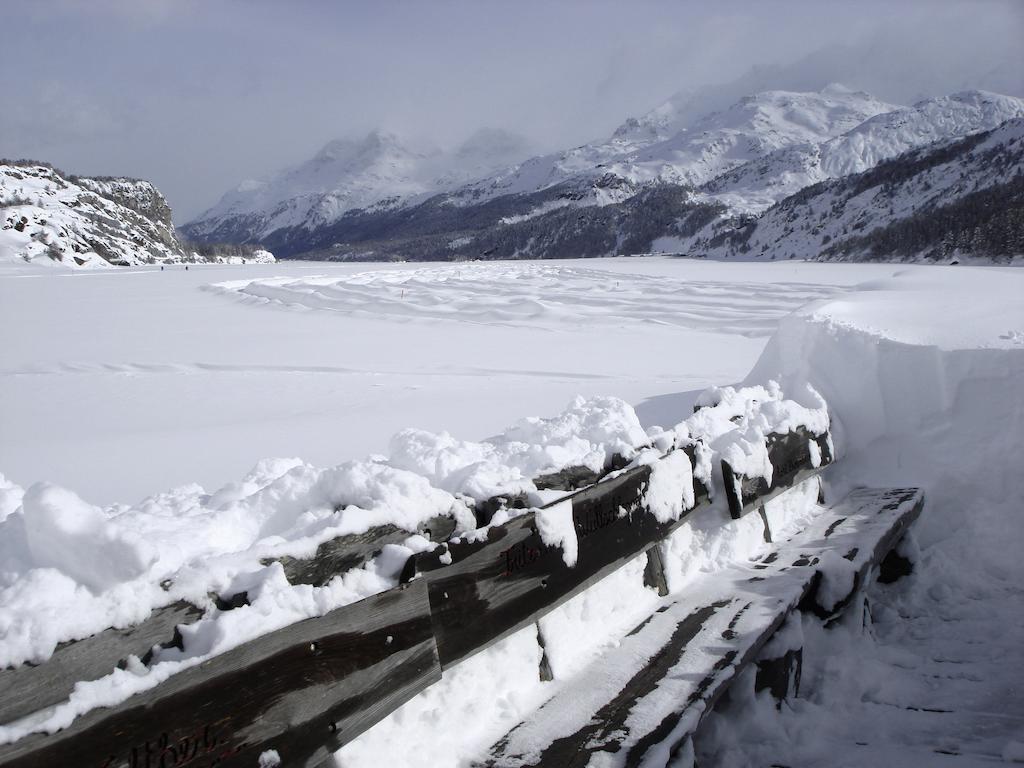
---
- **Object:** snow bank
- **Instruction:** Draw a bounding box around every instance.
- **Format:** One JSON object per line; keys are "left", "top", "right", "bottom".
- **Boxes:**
{"left": 0, "top": 378, "right": 827, "bottom": 745}
{"left": 745, "top": 267, "right": 1024, "bottom": 622}
{"left": 0, "top": 393, "right": 654, "bottom": 690}
{"left": 389, "top": 394, "right": 648, "bottom": 498}
{"left": 0, "top": 456, "right": 457, "bottom": 673}
{"left": 0, "top": 395, "right": 656, "bottom": 678}
{"left": 691, "top": 266, "right": 1024, "bottom": 765}
{"left": 22, "top": 484, "right": 158, "bottom": 592}
{"left": 0, "top": 474, "right": 23, "bottom": 522}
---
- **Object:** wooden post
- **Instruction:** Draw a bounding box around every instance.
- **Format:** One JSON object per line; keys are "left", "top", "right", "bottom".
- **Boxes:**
{"left": 536, "top": 623, "right": 554, "bottom": 682}
{"left": 757, "top": 504, "right": 773, "bottom": 544}
{"left": 643, "top": 543, "right": 670, "bottom": 596}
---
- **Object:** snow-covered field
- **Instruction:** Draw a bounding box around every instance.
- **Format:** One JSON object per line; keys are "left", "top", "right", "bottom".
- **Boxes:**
{"left": 1, "top": 256, "right": 1022, "bottom": 764}
{"left": 0, "top": 257, "right": 882, "bottom": 505}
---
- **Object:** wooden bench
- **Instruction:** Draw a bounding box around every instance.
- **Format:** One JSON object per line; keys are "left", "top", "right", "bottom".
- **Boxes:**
{"left": 0, "top": 396, "right": 923, "bottom": 768}
{"left": 401, "top": 443, "right": 708, "bottom": 670}
{"left": 0, "top": 518, "right": 456, "bottom": 729}
{"left": 479, "top": 487, "right": 923, "bottom": 767}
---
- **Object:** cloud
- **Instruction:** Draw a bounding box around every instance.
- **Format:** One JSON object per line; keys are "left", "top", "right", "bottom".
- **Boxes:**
{"left": 1, "top": 0, "right": 1020, "bottom": 221}
{"left": 0, "top": 82, "right": 127, "bottom": 154}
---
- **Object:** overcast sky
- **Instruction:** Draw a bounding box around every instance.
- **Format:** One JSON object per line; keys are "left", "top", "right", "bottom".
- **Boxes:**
{"left": 2, "top": 0, "right": 1021, "bottom": 221}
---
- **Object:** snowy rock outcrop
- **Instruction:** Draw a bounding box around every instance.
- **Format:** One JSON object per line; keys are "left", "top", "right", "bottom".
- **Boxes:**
{"left": 0, "top": 162, "right": 276, "bottom": 268}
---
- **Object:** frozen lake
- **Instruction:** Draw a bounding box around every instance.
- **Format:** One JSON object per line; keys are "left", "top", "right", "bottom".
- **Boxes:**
{"left": 0, "top": 257, "right": 925, "bottom": 505}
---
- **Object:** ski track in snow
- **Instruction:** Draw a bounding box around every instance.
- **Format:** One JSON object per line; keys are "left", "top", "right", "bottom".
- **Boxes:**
{"left": 209, "top": 263, "right": 843, "bottom": 337}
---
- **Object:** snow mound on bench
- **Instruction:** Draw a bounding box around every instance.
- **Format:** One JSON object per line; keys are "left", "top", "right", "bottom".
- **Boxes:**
{"left": 389, "top": 394, "right": 648, "bottom": 498}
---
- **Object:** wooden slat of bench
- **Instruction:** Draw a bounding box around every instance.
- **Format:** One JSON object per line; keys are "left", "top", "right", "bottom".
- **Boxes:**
{"left": 481, "top": 486, "right": 923, "bottom": 768}
{"left": 0, "top": 581, "right": 441, "bottom": 768}
{"left": 0, "top": 522, "right": 443, "bottom": 728}
{"left": 0, "top": 600, "right": 203, "bottom": 728}
{"left": 407, "top": 447, "right": 707, "bottom": 669}
{"left": 794, "top": 487, "right": 924, "bottom": 620}
{"left": 722, "top": 427, "right": 834, "bottom": 519}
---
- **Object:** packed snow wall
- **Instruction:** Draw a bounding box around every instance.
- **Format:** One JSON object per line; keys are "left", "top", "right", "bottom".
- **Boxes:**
{"left": 694, "top": 263, "right": 1024, "bottom": 766}
{"left": 747, "top": 268, "right": 1024, "bottom": 581}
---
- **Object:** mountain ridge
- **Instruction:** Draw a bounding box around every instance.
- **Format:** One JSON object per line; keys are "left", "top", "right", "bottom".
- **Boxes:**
{"left": 182, "top": 85, "right": 1024, "bottom": 264}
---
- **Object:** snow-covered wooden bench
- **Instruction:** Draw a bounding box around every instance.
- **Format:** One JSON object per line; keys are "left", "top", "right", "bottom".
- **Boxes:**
{"left": 401, "top": 443, "right": 709, "bottom": 670}
{"left": 0, "top": 518, "right": 456, "bottom": 731}
{"left": 0, "top": 393, "right": 923, "bottom": 768}
{"left": 480, "top": 487, "right": 923, "bottom": 767}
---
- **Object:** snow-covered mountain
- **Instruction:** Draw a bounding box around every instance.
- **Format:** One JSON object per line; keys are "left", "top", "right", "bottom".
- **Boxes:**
{"left": 688, "top": 117, "right": 1024, "bottom": 263}
{"left": 185, "top": 86, "right": 895, "bottom": 244}
{"left": 702, "top": 90, "right": 1024, "bottom": 214}
{"left": 182, "top": 84, "right": 1024, "bottom": 263}
{"left": 182, "top": 128, "right": 537, "bottom": 244}
{"left": 0, "top": 162, "right": 275, "bottom": 268}
{"left": 444, "top": 84, "right": 896, "bottom": 207}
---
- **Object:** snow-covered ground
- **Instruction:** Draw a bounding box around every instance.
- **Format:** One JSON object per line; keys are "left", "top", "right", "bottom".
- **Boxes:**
{"left": 0, "top": 257, "right": 886, "bottom": 505}
{"left": 1, "top": 256, "right": 1021, "bottom": 764}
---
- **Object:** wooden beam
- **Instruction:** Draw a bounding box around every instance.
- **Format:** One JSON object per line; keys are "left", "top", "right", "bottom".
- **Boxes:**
{"left": 0, "top": 600, "right": 203, "bottom": 728}
{"left": 0, "top": 520, "right": 451, "bottom": 729}
{"left": 406, "top": 446, "right": 708, "bottom": 669}
{"left": 0, "top": 581, "right": 440, "bottom": 768}
{"left": 722, "top": 426, "right": 834, "bottom": 519}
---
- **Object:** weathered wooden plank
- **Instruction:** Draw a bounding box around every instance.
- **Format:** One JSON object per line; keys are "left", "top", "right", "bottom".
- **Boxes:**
{"left": 624, "top": 488, "right": 925, "bottom": 767}
{"left": 483, "top": 582, "right": 814, "bottom": 768}
{"left": 0, "top": 520, "right": 450, "bottom": 728}
{"left": 405, "top": 446, "right": 708, "bottom": 669}
{"left": 274, "top": 516, "right": 456, "bottom": 588}
{"left": 800, "top": 487, "right": 924, "bottom": 620}
{"left": 0, "top": 580, "right": 440, "bottom": 768}
{"left": 0, "top": 600, "right": 204, "bottom": 728}
{"left": 482, "top": 484, "right": 923, "bottom": 767}
{"left": 722, "top": 426, "right": 834, "bottom": 519}
{"left": 533, "top": 453, "right": 630, "bottom": 493}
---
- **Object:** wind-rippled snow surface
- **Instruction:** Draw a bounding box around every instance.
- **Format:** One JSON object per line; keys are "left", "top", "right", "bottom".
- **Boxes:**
{"left": 211, "top": 263, "right": 840, "bottom": 337}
